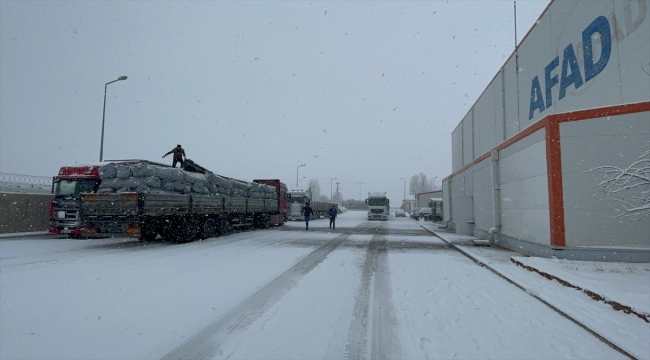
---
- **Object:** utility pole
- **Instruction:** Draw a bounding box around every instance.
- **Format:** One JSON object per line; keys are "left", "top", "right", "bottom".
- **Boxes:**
{"left": 336, "top": 182, "right": 340, "bottom": 201}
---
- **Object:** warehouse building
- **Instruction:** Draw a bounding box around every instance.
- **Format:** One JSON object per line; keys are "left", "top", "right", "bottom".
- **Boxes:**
{"left": 442, "top": 0, "right": 649, "bottom": 262}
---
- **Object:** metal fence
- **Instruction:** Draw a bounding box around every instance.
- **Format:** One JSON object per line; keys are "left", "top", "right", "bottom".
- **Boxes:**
{"left": 0, "top": 172, "right": 52, "bottom": 186}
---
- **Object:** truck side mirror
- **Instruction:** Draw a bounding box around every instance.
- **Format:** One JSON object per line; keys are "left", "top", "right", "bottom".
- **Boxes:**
{"left": 364, "top": 199, "right": 368, "bottom": 205}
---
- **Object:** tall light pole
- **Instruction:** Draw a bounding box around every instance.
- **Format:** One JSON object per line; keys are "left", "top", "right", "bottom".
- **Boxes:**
{"left": 296, "top": 164, "right": 306, "bottom": 188}
{"left": 330, "top": 177, "right": 337, "bottom": 201}
{"left": 432, "top": 176, "right": 438, "bottom": 190}
{"left": 100, "top": 75, "right": 128, "bottom": 162}
{"left": 357, "top": 182, "right": 363, "bottom": 201}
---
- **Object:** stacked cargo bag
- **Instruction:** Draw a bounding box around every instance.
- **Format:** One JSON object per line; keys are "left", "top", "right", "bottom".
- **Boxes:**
{"left": 206, "top": 172, "right": 232, "bottom": 196}
{"left": 95, "top": 161, "right": 270, "bottom": 197}
{"left": 184, "top": 172, "right": 210, "bottom": 194}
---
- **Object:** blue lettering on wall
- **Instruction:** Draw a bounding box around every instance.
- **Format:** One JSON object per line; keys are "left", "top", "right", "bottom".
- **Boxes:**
{"left": 559, "top": 44, "right": 584, "bottom": 100}
{"left": 528, "top": 15, "right": 612, "bottom": 120}
{"left": 529, "top": 76, "right": 545, "bottom": 120}
{"left": 583, "top": 15, "right": 612, "bottom": 82}
{"left": 544, "top": 57, "right": 560, "bottom": 108}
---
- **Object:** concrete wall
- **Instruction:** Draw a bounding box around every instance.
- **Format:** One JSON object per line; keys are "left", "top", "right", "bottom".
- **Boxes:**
{"left": 560, "top": 111, "right": 650, "bottom": 247}
{"left": 0, "top": 193, "right": 52, "bottom": 233}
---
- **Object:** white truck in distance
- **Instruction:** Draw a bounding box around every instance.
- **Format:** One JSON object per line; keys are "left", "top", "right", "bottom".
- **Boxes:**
{"left": 365, "top": 192, "right": 389, "bottom": 221}
{"left": 287, "top": 189, "right": 334, "bottom": 221}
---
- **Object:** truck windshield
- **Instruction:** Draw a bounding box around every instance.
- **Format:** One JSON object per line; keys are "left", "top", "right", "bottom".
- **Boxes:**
{"left": 54, "top": 179, "right": 98, "bottom": 196}
{"left": 291, "top": 196, "right": 309, "bottom": 204}
{"left": 368, "top": 198, "right": 387, "bottom": 206}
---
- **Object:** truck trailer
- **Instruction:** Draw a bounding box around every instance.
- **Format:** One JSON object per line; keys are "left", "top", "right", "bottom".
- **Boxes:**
{"left": 286, "top": 189, "right": 335, "bottom": 221}
{"left": 81, "top": 181, "right": 287, "bottom": 242}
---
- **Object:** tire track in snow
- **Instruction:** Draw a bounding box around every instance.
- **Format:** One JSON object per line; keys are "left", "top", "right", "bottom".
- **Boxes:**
{"left": 345, "top": 235, "right": 400, "bottom": 360}
{"left": 160, "top": 233, "right": 350, "bottom": 360}
{"left": 344, "top": 236, "right": 376, "bottom": 360}
{"left": 371, "top": 236, "right": 400, "bottom": 360}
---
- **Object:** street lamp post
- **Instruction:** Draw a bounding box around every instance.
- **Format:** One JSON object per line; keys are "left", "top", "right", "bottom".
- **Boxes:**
{"left": 330, "top": 177, "right": 337, "bottom": 201}
{"left": 296, "top": 164, "right": 306, "bottom": 188}
{"left": 432, "top": 176, "right": 438, "bottom": 190}
{"left": 100, "top": 75, "right": 128, "bottom": 162}
{"left": 400, "top": 177, "right": 406, "bottom": 201}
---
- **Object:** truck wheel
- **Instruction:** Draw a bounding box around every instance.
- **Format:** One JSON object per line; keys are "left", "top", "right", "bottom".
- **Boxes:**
{"left": 184, "top": 218, "right": 199, "bottom": 242}
{"left": 263, "top": 217, "right": 271, "bottom": 229}
{"left": 219, "top": 217, "right": 230, "bottom": 236}
{"left": 202, "top": 219, "right": 217, "bottom": 239}
{"left": 140, "top": 225, "right": 157, "bottom": 241}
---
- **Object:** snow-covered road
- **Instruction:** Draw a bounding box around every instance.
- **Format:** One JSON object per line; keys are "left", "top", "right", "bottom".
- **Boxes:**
{"left": 0, "top": 211, "right": 626, "bottom": 359}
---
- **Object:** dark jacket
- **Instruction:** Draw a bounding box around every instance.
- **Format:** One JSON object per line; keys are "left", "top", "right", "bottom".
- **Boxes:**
{"left": 328, "top": 207, "right": 337, "bottom": 218}
{"left": 165, "top": 147, "right": 186, "bottom": 160}
{"left": 303, "top": 205, "right": 314, "bottom": 217}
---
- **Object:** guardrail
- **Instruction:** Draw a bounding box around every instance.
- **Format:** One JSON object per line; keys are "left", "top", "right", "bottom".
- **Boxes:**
{"left": 0, "top": 172, "right": 52, "bottom": 186}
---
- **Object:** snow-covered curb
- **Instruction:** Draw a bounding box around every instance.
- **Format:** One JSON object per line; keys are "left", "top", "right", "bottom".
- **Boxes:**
{"left": 0, "top": 231, "right": 49, "bottom": 239}
{"left": 511, "top": 257, "right": 650, "bottom": 323}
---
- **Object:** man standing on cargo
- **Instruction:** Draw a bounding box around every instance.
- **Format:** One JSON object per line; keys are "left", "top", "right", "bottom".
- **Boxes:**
{"left": 162, "top": 144, "right": 186, "bottom": 168}
{"left": 328, "top": 205, "right": 337, "bottom": 230}
{"left": 303, "top": 202, "right": 314, "bottom": 231}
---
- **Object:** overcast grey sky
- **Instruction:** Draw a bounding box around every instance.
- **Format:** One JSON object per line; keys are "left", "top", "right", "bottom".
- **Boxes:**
{"left": 0, "top": 0, "right": 549, "bottom": 203}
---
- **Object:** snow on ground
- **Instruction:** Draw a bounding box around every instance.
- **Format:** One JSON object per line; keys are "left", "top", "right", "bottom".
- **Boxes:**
{"left": 422, "top": 223, "right": 650, "bottom": 359}
{"left": 512, "top": 256, "right": 650, "bottom": 316}
{"left": 388, "top": 250, "right": 623, "bottom": 359}
{"left": 1, "top": 211, "right": 644, "bottom": 359}
{"left": 0, "top": 230, "right": 336, "bottom": 359}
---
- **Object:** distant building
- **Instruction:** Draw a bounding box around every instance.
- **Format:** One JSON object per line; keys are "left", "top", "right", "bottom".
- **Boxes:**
{"left": 402, "top": 199, "right": 415, "bottom": 213}
{"left": 415, "top": 190, "right": 442, "bottom": 208}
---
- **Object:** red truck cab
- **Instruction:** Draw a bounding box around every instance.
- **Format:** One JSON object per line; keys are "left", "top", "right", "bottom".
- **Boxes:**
{"left": 49, "top": 165, "right": 102, "bottom": 236}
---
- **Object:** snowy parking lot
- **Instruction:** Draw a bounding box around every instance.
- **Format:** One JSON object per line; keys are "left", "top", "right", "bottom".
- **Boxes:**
{"left": 0, "top": 211, "right": 633, "bottom": 359}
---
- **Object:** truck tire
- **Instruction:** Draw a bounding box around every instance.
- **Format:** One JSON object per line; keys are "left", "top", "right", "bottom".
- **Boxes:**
{"left": 181, "top": 218, "right": 199, "bottom": 242}
{"left": 219, "top": 217, "right": 230, "bottom": 236}
{"left": 140, "top": 224, "right": 157, "bottom": 241}
{"left": 202, "top": 219, "right": 217, "bottom": 239}
{"left": 261, "top": 216, "right": 271, "bottom": 229}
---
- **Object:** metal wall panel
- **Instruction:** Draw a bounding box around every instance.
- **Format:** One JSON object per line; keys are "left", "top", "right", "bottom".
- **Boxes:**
{"left": 615, "top": 0, "right": 650, "bottom": 103}
{"left": 499, "top": 130, "right": 550, "bottom": 245}
{"left": 472, "top": 158, "right": 493, "bottom": 232}
{"left": 442, "top": 179, "right": 451, "bottom": 222}
{"left": 503, "top": 58, "right": 520, "bottom": 139}
{"left": 474, "top": 81, "right": 498, "bottom": 157}
{"left": 452, "top": 124, "right": 464, "bottom": 172}
{"left": 560, "top": 111, "right": 650, "bottom": 247}
{"left": 519, "top": 0, "right": 649, "bottom": 128}
{"left": 450, "top": 170, "right": 474, "bottom": 235}
{"left": 516, "top": 2, "right": 553, "bottom": 128}
{"left": 462, "top": 111, "right": 474, "bottom": 166}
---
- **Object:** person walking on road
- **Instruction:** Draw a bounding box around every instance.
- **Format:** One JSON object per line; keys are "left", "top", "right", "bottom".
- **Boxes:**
{"left": 328, "top": 205, "right": 337, "bottom": 230}
{"left": 303, "top": 202, "right": 314, "bottom": 231}
{"left": 163, "top": 144, "right": 186, "bottom": 168}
